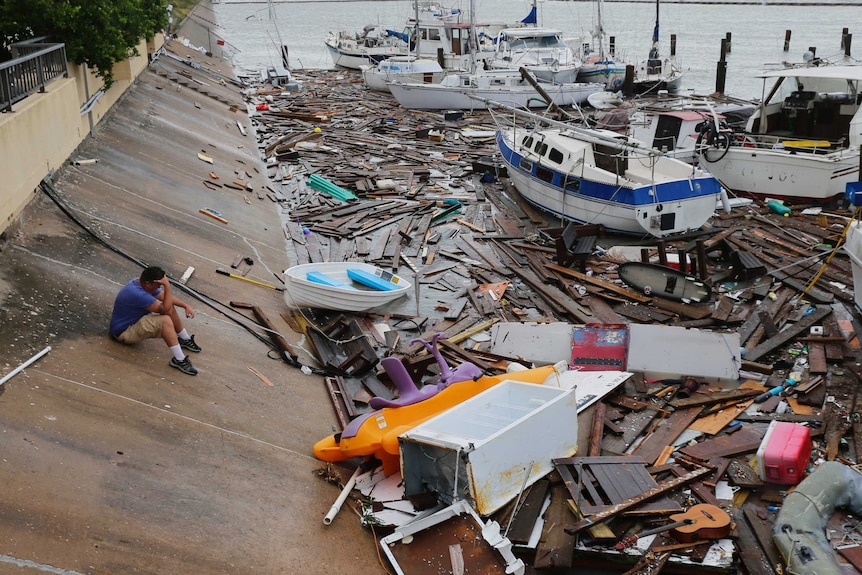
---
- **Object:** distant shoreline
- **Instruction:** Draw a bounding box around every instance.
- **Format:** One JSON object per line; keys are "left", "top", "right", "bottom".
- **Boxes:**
{"left": 217, "top": 0, "right": 859, "bottom": 6}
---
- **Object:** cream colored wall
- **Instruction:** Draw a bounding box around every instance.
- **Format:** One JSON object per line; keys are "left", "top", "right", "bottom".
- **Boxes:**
{"left": 0, "top": 37, "right": 160, "bottom": 236}
{"left": 0, "top": 78, "right": 81, "bottom": 232}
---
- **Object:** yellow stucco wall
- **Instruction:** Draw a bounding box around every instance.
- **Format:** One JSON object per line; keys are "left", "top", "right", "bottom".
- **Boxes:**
{"left": 0, "top": 77, "right": 81, "bottom": 232}
{"left": 0, "top": 37, "right": 160, "bottom": 236}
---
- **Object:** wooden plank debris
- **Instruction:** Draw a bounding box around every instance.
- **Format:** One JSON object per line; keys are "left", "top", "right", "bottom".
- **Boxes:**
{"left": 245, "top": 68, "right": 862, "bottom": 575}
{"left": 563, "top": 464, "right": 711, "bottom": 535}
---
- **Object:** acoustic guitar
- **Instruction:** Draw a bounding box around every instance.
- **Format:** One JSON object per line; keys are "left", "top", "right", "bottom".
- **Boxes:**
{"left": 615, "top": 504, "right": 732, "bottom": 550}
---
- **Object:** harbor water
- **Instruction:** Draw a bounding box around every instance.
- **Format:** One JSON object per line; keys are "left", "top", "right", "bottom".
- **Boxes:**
{"left": 211, "top": 0, "right": 859, "bottom": 100}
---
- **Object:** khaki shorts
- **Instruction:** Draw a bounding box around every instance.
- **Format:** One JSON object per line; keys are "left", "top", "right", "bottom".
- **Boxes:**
{"left": 115, "top": 314, "right": 163, "bottom": 344}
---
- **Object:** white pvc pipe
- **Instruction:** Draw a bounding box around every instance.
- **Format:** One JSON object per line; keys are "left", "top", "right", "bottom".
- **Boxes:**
{"left": 0, "top": 346, "right": 52, "bottom": 386}
{"left": 323, "top": 467, "right": 362, "bottom": 525}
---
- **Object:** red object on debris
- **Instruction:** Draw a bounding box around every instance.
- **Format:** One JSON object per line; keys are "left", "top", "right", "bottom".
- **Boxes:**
{"left": 570, "top": 323, "right": 628, "bottom": 371}
{"left": 256, "top": 103, "right": 269, "bottom": 111}
{"left": 756, "top": 421, "right": 811, "bottom": 485}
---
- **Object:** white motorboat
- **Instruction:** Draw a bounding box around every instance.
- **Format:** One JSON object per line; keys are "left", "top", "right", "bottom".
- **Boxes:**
{"left": 387, "top": 0, "right": 605, "bottom": 110}
{"left": 283, "top": 262, "right": 411, "bottom": 312}
{"left": 388, "top": 68, "right": 604, "bottom": 110}
{"left": 486, "top": 27, "right": 582, "bottom": 84}
{"left": 696, "top": 64, "right": 862, "bottom": 203}
{"left": 334, "top": 0, "right": 538, "bottom": 76}
{"left": 362, "top": 55, "right": 445, "bottom": 92}
{"left": 404, "top": 0, "right": 530, "bottom": 71}
{"left": 493, "top": 106, "right": 724, "bottom": 237}
{"left": 324, "top": 25, "right": 407, "bottom": 70}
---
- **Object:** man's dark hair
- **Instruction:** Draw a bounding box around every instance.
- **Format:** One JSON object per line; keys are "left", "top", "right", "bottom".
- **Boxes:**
{"left": 140, "top": 266, "right": 166, "bottom": 283}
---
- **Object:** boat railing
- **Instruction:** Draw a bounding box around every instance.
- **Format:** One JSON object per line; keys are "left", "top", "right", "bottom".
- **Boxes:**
{"left": 734, "top": 133, "right": 842, "bottom": 153}
{"left": 1, "top": 38, "right": 68, "bottom": 112}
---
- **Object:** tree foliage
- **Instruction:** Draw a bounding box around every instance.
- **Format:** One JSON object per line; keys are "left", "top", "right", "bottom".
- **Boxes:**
{"left": 0, "top": 0, "right": 168, "bottom": 87}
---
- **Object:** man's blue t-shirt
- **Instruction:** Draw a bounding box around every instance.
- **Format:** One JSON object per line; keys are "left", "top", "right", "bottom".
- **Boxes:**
{"left": 109, "top": 279, "right": 160, "bottom": 337}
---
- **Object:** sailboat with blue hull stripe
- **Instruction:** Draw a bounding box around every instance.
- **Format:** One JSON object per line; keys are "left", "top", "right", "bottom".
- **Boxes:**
{"left": 493, "top": 106, "right": 723, "bottom": 237}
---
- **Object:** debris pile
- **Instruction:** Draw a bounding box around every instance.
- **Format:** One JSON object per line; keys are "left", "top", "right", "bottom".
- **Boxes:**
{"left": 244, "top": 69, "right": 862, "bottom": 575}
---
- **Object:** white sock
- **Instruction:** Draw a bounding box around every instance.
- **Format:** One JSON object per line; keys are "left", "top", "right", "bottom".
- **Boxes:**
{"left": 169, "top": 345, "right": 186, "bottom": 361}
{"left": 178, "top": 329, "right": 190, "bottom": 340}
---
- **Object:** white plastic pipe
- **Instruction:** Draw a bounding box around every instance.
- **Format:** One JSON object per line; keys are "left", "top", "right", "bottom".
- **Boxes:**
{"left": 1, "top": 346, "right": 52, "bottom": 386}
{"left": 323, "top": 467, "right": 362, "bottom": 525}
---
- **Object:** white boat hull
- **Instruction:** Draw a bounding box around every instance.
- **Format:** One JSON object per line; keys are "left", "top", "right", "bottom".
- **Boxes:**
{"left": 362, "top": 57, "right": 445, "bottom": 92}
{"left": 497, "top": 127, "right": 721, "bottom": 237}
{"left": 324, "top": 34, "right": 405, "bottom": 70}
{"left": 844, "top": 220, "right": 862, "bottom": 313}
{"left": 388, "top": 71, "right": 604, "bottom": 110}
{"left": 578, "top": 62, "right": 627, "bottom": 91}
{"left": 698, "top": 64, "right": 862, "bottom": 202}
{"left": 633, "top": 67, "right": 684, "bottom": 95}
{"left": 487, "top": 27, "right": 581, "bottom": 85}
{"left": 703, "top": 146, "right": 860, "bottom": 203}
{"left": 488, "top": 62, "right": 580, "bottom": 85}
{"left": 506, "top": 166, "right": 718, "bottom": 236}
{"left": 284, "top": 262, "right": 411, "bottom": 312}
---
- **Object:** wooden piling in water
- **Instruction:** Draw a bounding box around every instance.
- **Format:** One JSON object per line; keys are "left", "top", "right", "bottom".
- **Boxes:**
{"left": 670, "top": 34, "right": 676, "bottom": 57}
{"left": 843, "top": 32, "right": 852, "bottom": 57}
{"left": 725, "top": 32, "right": 732, "bottom": 53}
{"left": 623, "top": 65, "right": 635, "bottom": 97}
{"left": 609, "top": 36, "right": 616, "bottom": 57}
{"left": 715, "top": 38, "right": 728, "bottom": 96}
{"left": 784, "top": 29, "right": 792, "bottom": 52}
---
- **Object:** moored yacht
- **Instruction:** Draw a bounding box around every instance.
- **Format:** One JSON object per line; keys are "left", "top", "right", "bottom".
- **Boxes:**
{"left": 696, "top": 63, "right": 862, "bottom": 204}
{"left": 486, "top": 27, "right": 581, "bottom": 84}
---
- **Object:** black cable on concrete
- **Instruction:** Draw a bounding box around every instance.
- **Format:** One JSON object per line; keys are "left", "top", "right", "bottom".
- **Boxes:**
{"left": 39, "top": 177, "right": 328, "bottom": 375}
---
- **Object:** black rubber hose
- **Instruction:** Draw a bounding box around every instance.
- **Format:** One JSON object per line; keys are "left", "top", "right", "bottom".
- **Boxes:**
{"left": 39, "top": 177, "right": 331, "bottom": 375}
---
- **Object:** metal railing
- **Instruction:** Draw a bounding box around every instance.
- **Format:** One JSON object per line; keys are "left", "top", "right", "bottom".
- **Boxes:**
{"left": 1, "top": 38, "right": 68, "bottom": 112}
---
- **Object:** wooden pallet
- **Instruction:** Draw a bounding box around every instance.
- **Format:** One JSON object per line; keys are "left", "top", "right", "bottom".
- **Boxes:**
{"left": 554, "top": 456, "right": 681, "bottom": 517}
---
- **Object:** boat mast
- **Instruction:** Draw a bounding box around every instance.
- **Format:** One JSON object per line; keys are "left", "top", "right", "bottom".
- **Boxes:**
{"left": 595, "top": 0, "right": 605, "bottom": 60}
{"left": 268, "top": 0, "right": 289, "bottom": 69}
{"left": 414, "top": 0, "right": 420, "bottom": 56}
{"left": 468, "top": 0, "right": 478, "bottom": 74}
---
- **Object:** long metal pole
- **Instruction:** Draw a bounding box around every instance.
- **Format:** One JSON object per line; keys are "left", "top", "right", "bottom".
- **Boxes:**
{"left": 485, "top": 99, "right": 663, "bottom": 156}
{"left": 1, "top": 346, "right": 52, "bottom": 386}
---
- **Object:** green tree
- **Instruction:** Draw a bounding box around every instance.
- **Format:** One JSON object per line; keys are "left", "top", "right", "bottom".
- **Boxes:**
{"left": 0, "top": 0, "right": 168, "bottom": 88}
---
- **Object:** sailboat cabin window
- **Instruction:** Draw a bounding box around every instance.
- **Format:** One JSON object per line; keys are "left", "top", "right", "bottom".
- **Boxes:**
{"left": 536, "top": 142, "right": 548, "bottom": 155}
{"left": 523, "top": 136, "right": 534, "bottom": 148}
{"left": 548, "top": 148, "right": 564, "bottom": 164}
{"left": 536, "top": 166, "right": 554, "bottom": 183}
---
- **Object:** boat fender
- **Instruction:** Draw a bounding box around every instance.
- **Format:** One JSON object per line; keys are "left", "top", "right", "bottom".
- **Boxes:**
{"left": 774, "top": 462, "right": 862, "bottom": 575}
{"left": 720, "top": 188, "right": 731, "bottom": 213}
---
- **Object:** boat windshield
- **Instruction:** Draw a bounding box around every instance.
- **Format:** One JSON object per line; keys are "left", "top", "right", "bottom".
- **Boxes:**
{"left": 769, "top": 75, "right": 858, "bottom": 105}
{"left": 507, "top": 35, "right": 566, "bottom": 51}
